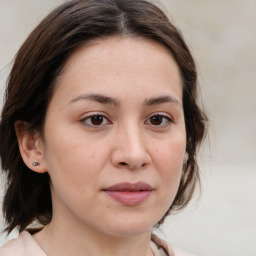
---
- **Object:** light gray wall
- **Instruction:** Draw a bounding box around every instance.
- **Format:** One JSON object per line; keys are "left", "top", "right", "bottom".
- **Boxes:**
{"left": 0, "top": 1, "right": 255, "bottom": 255}
{"left": 161, "top": 0, "right": 256, "bottom": 167}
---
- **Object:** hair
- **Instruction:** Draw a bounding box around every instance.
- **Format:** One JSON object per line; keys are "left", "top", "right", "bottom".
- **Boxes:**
{"left": 0, "top": 0, "right": 207, "bottom": 234}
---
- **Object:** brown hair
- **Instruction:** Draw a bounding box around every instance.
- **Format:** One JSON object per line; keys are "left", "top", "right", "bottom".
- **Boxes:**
{"left": 0, "top": 0, "right": 207, "bottom": 234}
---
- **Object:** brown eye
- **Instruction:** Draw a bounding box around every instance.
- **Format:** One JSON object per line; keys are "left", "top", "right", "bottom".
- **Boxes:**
{"left": 90, "top": 115, "right": 104, "bottom": 125}
{"left": 150, "top": 115, "right": 163, "bottom": 125}
{"left": 81, "top": 114, "right": 110, "bottom": 127}
{"left": 146, "top": 114, "right": 172, "bottom": 127}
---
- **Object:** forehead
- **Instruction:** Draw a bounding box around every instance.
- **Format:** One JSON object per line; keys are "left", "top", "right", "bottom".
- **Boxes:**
{"left": 53, "top": 36, "right": 182, "bottom": 104}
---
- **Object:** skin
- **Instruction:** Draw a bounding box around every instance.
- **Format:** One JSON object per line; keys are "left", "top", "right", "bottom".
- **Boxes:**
{"left": 17, "top": 36, "right": 186, "bottom": 256}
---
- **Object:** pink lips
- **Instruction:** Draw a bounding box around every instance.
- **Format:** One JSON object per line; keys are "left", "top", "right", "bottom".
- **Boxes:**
{"left": 103, "top": 182, "right": 153, "bottom": 206}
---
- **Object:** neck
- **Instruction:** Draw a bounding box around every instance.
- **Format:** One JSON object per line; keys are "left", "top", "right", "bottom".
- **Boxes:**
{"left": 33, "top": 217, "right": 153, "bottom": 256}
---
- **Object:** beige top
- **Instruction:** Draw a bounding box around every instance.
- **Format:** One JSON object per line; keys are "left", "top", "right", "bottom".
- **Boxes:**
{"left": 0, "top": 231, "right": 196, "bottom": 256}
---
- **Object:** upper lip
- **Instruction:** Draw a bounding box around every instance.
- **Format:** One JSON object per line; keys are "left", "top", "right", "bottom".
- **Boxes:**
{"left": 104, "top": 182, "right": 153, "bottom": 191}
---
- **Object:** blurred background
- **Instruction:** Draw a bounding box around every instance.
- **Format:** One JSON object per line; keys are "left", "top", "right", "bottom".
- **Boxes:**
{"left": 0, "top": 0, "right": 255, "bottom": 255}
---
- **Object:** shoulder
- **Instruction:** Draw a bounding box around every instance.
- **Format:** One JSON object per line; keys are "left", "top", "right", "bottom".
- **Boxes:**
{"left": 0, "top": 231, "right": 46, "bottom": 256}
{"left": 172, "top": 246, "right": 197, "bottom": 256}
{"left": 151, "top": 234, "right": 197, "bottom": 256}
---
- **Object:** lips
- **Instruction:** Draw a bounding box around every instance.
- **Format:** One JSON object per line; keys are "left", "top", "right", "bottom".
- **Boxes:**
{"left": 103, "top": 182, "right": 153, "bottom": 206}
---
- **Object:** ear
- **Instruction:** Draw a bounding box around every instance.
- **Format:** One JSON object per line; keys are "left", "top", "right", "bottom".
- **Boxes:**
{"left": 15, "top": 121, "right": 47, "bottom": 173}
{"left": 183, "top": 152, "right": 189, "bottom": 164}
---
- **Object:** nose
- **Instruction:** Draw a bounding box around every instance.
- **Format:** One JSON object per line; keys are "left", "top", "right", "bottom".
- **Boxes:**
{"left": 111, "top": 125, "right": 152, "bottom": 170}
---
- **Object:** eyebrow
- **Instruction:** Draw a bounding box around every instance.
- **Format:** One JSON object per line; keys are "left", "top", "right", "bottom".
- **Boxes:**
{"left": 144, "top": 95, "right": 181, "bottom": 107}
{"left": 68, "top": 93, "right": 181, "bottom": 108}
{"left": 68, "top": 93, "right": 120, "bottom": 106}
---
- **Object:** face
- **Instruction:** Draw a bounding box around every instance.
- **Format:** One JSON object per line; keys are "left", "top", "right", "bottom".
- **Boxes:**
{"left": 39, "top": 36, "right": 186, "bottom": 237}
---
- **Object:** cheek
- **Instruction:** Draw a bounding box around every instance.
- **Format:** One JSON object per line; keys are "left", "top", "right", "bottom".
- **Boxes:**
{"left": 153, "top": 135, "right": 186, "bottom": 169}
{"left": 152, "top": 138, "right": 185, "bottom": 191}
{"left": 149, "top": 141, "right": 185, "bottom": 222}
{"left": 43, "top": 132, "right": 109, "bottom": 190}
{"left": 157, "top": 148, "right": 183, "bottom": 186}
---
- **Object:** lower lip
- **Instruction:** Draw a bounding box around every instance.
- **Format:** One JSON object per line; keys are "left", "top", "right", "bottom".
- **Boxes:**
{"left": 104, "top": 191, "right": 152, "bottom": 206}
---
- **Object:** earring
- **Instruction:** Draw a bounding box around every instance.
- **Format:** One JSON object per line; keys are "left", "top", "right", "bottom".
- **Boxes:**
{"left": 32, "top": 162, "right": 40, "bottom": 166}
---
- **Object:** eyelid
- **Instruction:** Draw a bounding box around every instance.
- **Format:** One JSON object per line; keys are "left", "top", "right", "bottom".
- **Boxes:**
{"left": 80, "top": 112, "right": 112, "bottom": 127}
{"left": 148, "top": 112, "right": 174, "bottom": 121}
{"left": 145, "top": 112, "right": 174, "bottom": 127}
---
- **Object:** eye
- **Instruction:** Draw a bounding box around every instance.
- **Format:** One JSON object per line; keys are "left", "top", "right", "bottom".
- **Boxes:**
{"left": 145, "top": 114, "right": 173, "bottom": 127}
{"left": 81, "top": 114, "right": 111, "bottom": 127}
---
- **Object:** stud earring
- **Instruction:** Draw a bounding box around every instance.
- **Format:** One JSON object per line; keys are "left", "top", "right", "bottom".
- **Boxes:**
{"left": 32, "top": 162, "right": 40, "bottom": 166}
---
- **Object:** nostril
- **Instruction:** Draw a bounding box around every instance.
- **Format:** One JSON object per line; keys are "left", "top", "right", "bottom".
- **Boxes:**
{"left": 120, "top": 162, "right": 127, "bottom": 166}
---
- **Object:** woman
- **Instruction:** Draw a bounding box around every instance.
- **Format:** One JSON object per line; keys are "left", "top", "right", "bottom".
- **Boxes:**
{"left": 0, "top": 0, "right": 207, "bottom": 255}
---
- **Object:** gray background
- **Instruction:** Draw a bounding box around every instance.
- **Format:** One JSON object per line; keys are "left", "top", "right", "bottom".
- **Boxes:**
{"left": 0, "top": 1, "right": 255, "bottom": 255}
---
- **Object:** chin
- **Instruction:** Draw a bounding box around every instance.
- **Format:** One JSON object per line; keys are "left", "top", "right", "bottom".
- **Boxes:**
{"left": 104, "top": 214, "right": 157, "bottom": 237}
{"left": 110, "top": 226, "right": 151, "bottom": 238}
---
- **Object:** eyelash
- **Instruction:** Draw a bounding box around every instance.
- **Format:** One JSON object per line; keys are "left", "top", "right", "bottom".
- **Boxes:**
{"left": 80, "top": 113, "right": 173, "bottom": 128}
{"left": 80, "top": 114, "right": 111, "bottom": 127}
{"left": 145, "top": 113, "right": 173, "bottom": 127}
